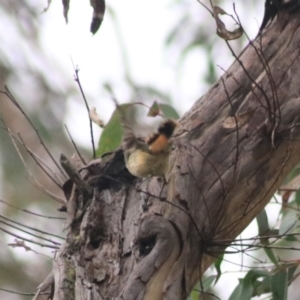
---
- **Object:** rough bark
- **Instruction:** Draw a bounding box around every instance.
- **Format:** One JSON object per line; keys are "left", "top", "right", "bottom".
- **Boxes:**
{"left": 49, "top": 7, "right": 300, "bottom": 300}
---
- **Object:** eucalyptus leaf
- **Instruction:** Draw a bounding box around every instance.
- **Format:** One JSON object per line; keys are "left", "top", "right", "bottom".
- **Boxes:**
{"left": 271, "top": 269, "right": 288, "bottom": 300}
{"left": 96, "top": 104, "right": 133, "bottom": 157}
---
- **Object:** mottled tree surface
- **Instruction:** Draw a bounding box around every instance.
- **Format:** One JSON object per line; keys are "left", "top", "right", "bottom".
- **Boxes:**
{"left": 49, "top": 6, "right": 300, "bottom": 300}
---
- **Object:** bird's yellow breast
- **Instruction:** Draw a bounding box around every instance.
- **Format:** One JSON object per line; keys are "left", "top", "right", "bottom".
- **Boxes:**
{"left": 125, "top": 149, "right": 169, "bottom": 178}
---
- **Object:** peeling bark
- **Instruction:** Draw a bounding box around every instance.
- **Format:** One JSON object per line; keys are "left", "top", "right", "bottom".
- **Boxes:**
{"left": 49, "top": 7, "right": 300, "bottom": 300}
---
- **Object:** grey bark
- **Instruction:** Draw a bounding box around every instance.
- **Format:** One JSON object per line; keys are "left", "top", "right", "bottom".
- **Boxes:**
{"left": 49, "top": 7, "right": 300, "bottom": 300}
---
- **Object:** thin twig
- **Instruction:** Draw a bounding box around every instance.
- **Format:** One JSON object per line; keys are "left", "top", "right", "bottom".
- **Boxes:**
{"left": 0, "top": 86, "right": 67, "bottom": 178}
{"left": 1, "top": 218, "right": 61, "bottom": 245}
{"left": 0, "top": 199, "right": 65, "bottom": 219}
{"left": 187, "top": 163, "right": 212, "bottom": 233}
{"left": 18, "top": 133, "right": 63, "bottom": 189}
{"left": 0, "top": 213, "right": 64, "bottom": 239}
{"left": 196, "top": 0, "right": 213, "bottom": 15}
{"left": 187, "top": 141, "right": 227, "bottom": 204}
{"left": 27, "top": 175, "right": 66, "bottom": 205}
{"left": 72, "top": 64, "right": 96, "bottom": 158}
{"left": 234, "top": 6, "right": 281, "bottom": 144}
{"left": 221, "top": 77, "right": 239, "bottom": 179}
{"left": 0, "top": 226, "right": 59, "bottom": 249}
{"left": 1, "top": 121, "right": 64, "bottom": 188}
{"left": 218, "top": 141, "right": 291, "bottom": 237}
{"left": 225, "top": 40, "right": 273, "bottom": 121}
{"left": 0, "top": 287, "right": 49, "bottom": 296}
{"left": 64, "top": 124, "right": 86, "bottom": 164}
{"left": 193, "top": 288, "right": 221, "bottom": 300}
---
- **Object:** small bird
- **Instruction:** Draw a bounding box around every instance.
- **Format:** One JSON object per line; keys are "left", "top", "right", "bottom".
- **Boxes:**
{"left": 259, "top": 0, "right": 298, "bottom": 33}
{"left": 260, "top": 0, "right": 279, "bottom": 32}
{"left": 123, "top": 119, "right": 178, "bottom": 178}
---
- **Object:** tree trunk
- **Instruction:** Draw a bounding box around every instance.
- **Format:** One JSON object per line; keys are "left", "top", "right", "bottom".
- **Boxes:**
{"left": 50, "top": 6, "right": 300, "bottom": 300}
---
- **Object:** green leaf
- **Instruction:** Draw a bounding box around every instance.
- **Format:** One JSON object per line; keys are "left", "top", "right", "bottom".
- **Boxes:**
{"left": 284, "top": 234, "right": 297, "bottom": 242}
{"left": 201, "top": 275, "right": 217, "bottom": 291}
{"left": 295, "top": 190, "right": 300, "bottom": 206}
{"left": 159, "top": 103, "right": 180, "bottom": 119}
{"left": 188, "top": 276, "right": 217, "bottom": 300}
{"left": 229, "top": 278, "right": 252, "bottom": 300}
{"left": 263, "top": 248, "right": 278, "bottom": 266}
{"left": 256, "top": 209, "right": 278, "bottom": 265}
{"left": 147, "top": 101, "right": 180, "bottom": 119}
{"left": 256, "top": 209, "right": 269, "bottom": 238}
{"left": 253, "top": 275, "right": 271, "bottom": 296}
{"left": 229, "top": 270, "right": 270, "bottom": 300}
{"left": 96, "top": 104, "right": 132, "bottom": 157}
{"left": 287, "top": 264, "right": 297, "bottom": 281}
{"left": 282, "top": 166, "right": 300, "bottom": 185}
{"left": 188, "top": 288, "right": 199, "bottom": 300}
{"left": 188, "top": 282, "right": 200, "bottom": 300}
{"left": 279, "top": 210, "right": 298, "bottom": 236}
{"left": 271, "top": 269, "right": 288, "bottom": 300}
{"left": 214, "top": 254, "right": 223, "bottom": 284}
